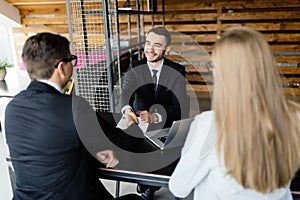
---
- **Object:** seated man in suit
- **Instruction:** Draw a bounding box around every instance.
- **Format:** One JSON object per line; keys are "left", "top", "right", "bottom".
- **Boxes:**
{"left": 5, "top": 32, "right": 144, "bottom": 200}
{"left": 120, "top": 27, "right": 189, "bottom": 132}
{"left": 119, "top": 27, "right": 189, "bottom": 199}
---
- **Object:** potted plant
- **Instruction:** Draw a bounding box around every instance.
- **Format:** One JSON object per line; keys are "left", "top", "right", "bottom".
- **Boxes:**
{"left": 0, "top": 59, "right": 13, "bottom": 81}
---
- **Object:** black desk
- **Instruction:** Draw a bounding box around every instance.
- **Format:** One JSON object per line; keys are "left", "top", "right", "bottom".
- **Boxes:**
{"left": 98, "top": 168, "right": 171, "bottom": 188}
{"left": 91, "top": 112, "right": 184, "bottom": 199}
{"left": 96, "top": 146, "right": 182, "bottom": 199}
{"left": 97, "top": 167, "right": 180, "bottom": 200}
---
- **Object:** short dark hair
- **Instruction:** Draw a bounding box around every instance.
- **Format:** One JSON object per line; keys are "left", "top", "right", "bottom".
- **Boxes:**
{"left": 147, "top": 27, "right": 171, "bottom": 47}
{"left": 22, "top": 32, "right": 70, "bottom": 79}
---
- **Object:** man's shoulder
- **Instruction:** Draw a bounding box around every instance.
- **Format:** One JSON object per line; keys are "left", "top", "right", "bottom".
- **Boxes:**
{"left": 72, "top": 95, "right": 89, "bottom": 104}
{"left": 71, "top": 95, "right": 93, "bottom": 111}
{"left": 6, "top": 90, "right": 29, "bottom": 108}
{"left": 163, "top": 58, "right": 184, "bottom": 71}
{"left": 132, "top": 59, "right": 147, "bottom": 68}
{"left": 7, "top": 90, "right": 86, "bottom": 107}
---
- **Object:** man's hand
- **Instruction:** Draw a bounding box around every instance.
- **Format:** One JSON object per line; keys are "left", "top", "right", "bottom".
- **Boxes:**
{"left": 136, "top": 110, "right": 158, "bottom": 123}
{"left": 123, "top": 108, "right": 138, "bottom": 128}
{"left": 96, "top": 150, "right": 119, "bottom": 168}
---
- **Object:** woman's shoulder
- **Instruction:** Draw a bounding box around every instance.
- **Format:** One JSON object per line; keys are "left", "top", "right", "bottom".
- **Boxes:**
{"left": 194, "top": 110, "right": 214, "bottom": 123}
{"left": 183, "top": 110, "right": 215, "bottom": 151}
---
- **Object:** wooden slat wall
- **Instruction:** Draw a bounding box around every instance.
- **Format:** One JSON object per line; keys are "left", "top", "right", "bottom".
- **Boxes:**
{"left": 118, "top": 0, "right": 300, "bottom": 95}
{"left": 7, "top": 0, "right": 128, "bottom": 64}
{"left": 5, "top": 0, "right": 69, "bottom": 66}
{"left": 5, "top": 0, "right": 300, "bottom": 95}
{"left": 159, "top": 0, "right": 300, "bottom": 95}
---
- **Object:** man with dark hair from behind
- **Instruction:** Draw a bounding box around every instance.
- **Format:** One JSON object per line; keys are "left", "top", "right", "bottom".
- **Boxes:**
{"left": 5, "top": 32, "right": 143, "bottom": 200}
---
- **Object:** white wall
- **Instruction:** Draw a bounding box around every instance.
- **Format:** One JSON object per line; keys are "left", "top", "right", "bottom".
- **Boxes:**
{"left": 0, "top": 25, "right": 14, "bottom": 63}
{"left": 0, "top": 0, "right": 21, "bottom": 27}
{"left": 0, "top": 5, "right": 30, "bottom": 199}
{"left": 0, "top": 25, "right": 30, "bottom": 94}
{"left": 0, "top": 25, "right": 14, "bottom": 200}
{"left": 0, "top": 0, "right": 21, "bottom": 67}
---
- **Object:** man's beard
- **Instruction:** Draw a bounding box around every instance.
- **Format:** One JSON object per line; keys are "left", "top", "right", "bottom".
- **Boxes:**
{"left": 147, "top": 50, "right": 165, "bottom": 63}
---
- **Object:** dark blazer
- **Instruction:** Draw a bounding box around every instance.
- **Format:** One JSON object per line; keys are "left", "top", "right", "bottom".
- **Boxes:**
{"left": 120, "top": 58, "right": 188, "bottom": 130}
{"left": 5, "top": 80, "right": 114, "bottom": 200}
{"left": 5, "top": 81, "right": 159, "bottom": 200}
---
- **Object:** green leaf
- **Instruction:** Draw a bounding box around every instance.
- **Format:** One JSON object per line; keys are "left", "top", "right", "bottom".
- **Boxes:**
{"left": 0, "top": 60, "right": 13, "bottom": 69}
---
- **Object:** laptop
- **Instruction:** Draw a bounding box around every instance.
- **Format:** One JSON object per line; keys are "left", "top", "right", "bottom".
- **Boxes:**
{"left": 144, "top": 118, "right": 194, "bottom": 150}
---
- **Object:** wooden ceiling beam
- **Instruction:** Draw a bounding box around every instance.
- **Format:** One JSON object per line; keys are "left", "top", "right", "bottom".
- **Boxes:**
{"left": 5, "top": 0, "right": 65, "bottom": 5}
{"left": 18, "top": 4, "right": 66, "bottom": 15}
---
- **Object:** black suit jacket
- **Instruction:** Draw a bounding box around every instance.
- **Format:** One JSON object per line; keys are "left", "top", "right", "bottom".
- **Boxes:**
{"left": 120, "top": 58, "right": 188, "bottom": 130}
{"left": 5, "top": 80, "right": 160, "bottom": 200}
{"left": 5, "top": 80, "right": 115, "bottom": 200}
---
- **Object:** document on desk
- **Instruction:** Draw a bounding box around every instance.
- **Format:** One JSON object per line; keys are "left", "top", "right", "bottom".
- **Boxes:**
{"left": 116, "top": 116, "right": 148, "bottom": 133}
{"left": 137, "top": 117, "right": 148, "bottom": 133}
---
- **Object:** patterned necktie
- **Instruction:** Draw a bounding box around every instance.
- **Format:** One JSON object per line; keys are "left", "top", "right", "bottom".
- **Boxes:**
{"left": 152, "top": 69, "right": 158, "bottom": 93}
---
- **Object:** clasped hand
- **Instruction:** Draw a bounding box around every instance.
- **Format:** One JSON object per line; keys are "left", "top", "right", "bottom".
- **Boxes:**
{"left": 123, "top": 108, "right": 158, "bottom": 126}
{"left": 96, "top": 150, "right": 119, "bottom": 168}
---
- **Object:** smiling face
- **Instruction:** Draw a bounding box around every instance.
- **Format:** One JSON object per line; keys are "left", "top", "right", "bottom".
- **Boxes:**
{"left": 144, "top": 32, "right": 170, "bottom": 65}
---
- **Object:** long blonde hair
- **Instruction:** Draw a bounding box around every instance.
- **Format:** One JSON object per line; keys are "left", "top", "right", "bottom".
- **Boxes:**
{"left": 212, "top": 26, "right": 300, "bottom": 193}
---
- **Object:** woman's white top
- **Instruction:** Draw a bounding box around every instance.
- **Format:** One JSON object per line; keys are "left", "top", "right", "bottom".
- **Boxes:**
{"left": 169, "top": 111, "right": 292, "bottom": 200}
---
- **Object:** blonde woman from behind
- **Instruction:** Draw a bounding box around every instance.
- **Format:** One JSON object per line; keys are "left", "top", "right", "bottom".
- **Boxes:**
{"left": 169, "top": 26, "right": 300, "bottom": 200}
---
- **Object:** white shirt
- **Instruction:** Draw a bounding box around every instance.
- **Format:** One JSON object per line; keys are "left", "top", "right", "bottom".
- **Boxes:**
{"left": 169, "top": 111, "right": 293, "bottom": 200}
{"left": 119, "top": 59, "right": 165, "bottom": 128}
{"left": 147, "top": 59, "right": 163, "bottom": 85}
{"left": 37, "top": 79, "right": 62, "bottom": 93}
